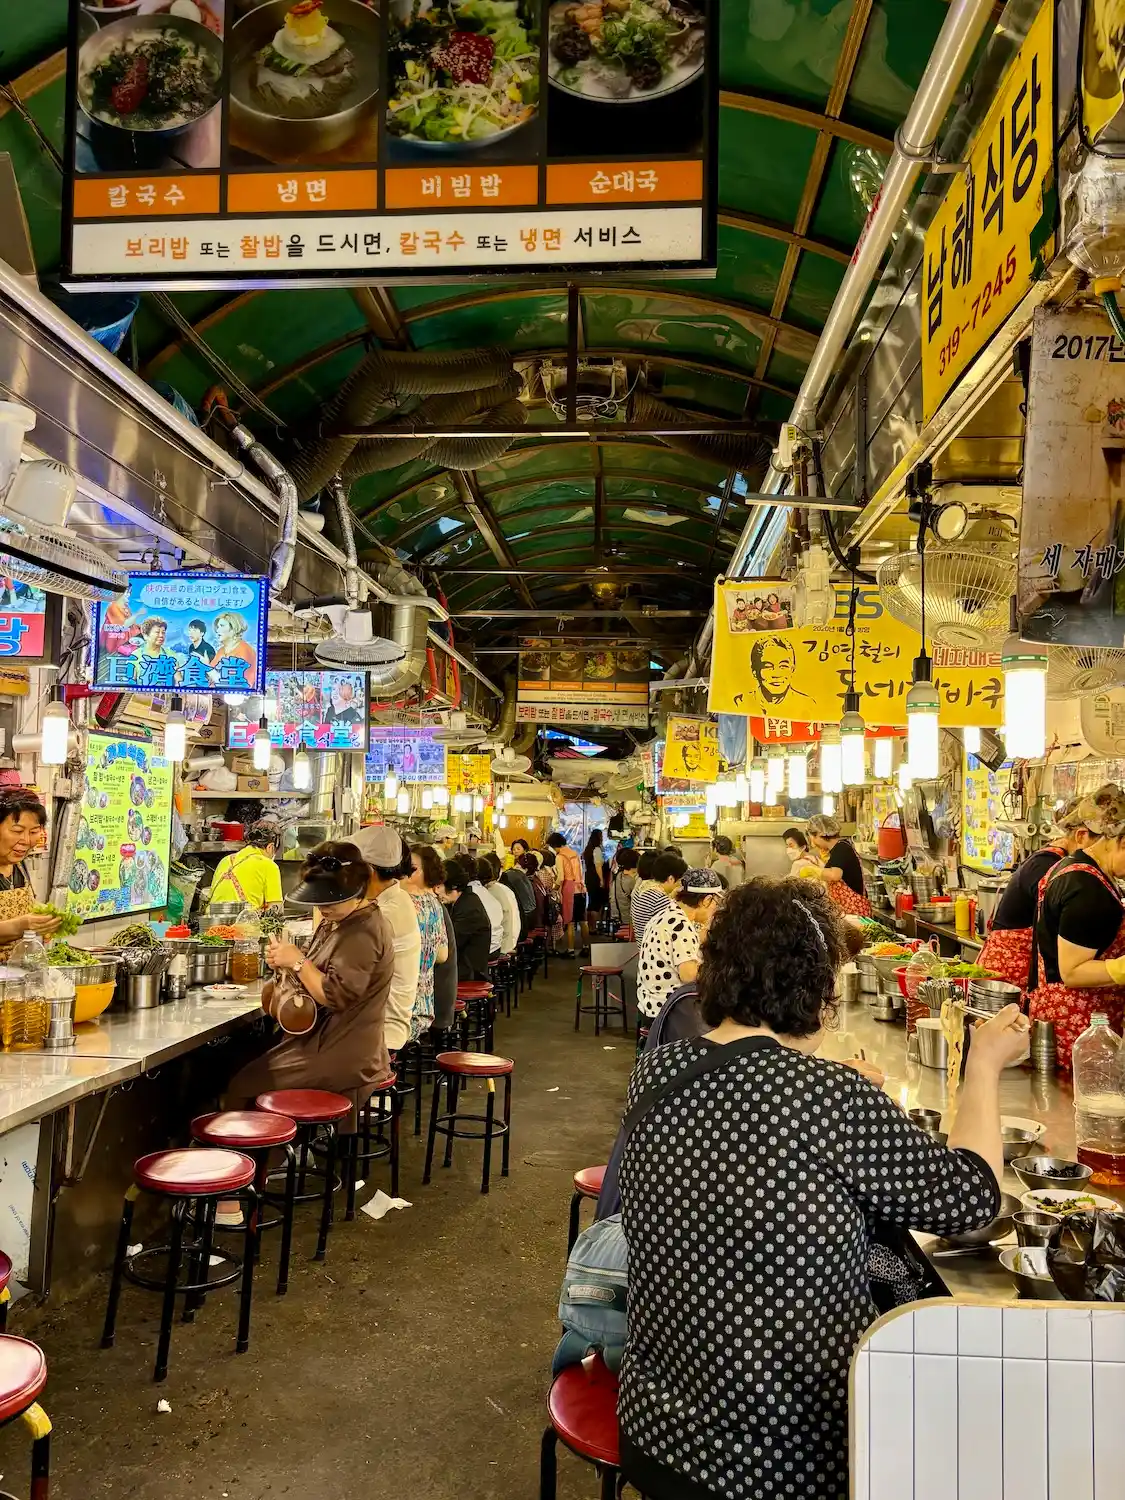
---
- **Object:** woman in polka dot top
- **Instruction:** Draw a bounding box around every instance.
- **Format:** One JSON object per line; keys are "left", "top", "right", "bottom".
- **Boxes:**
{"left": 618, "top": 877, "right": 1030, "bottom": 1500}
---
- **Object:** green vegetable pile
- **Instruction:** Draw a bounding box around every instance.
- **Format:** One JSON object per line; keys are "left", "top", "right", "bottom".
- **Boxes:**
{"left": 197, "top": 933, "right": 230, "bottom": 947}
{"left": 938, "top": 961, "right": 999, "bottom": 979}
{"left": 258, "top": 911, "right": 285, "bottom": 939}
{"left": 32, "top": 903, "right": 81, "bottom": 938}
{"left": 108, "top": 923, "right": 160, "bottom": 951}
{"left": 46, "top": 940, "right": 96, "bottom": 967}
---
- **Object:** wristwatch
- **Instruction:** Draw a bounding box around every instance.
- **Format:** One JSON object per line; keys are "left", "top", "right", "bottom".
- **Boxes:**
{"left": 291, "top": 957, "right": 306, "bottom": 976}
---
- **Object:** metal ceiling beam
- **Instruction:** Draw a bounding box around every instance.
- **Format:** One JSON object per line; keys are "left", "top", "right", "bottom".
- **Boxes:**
{"left": 716, "top": 209, "right": 851, "bottom": 265}
{"left": 352, "top": 287, "right": 410, "bottom": 347}
{"left": 453, "top": 608, "right": 705, "bottom": 618}
{"left": 451, "top": 473, "right": 537, "bottom": 610}
{"left": 433, "top": 566, "right": 699, "bottom": 576}
{"left": 340, "top": 421, "right": 783, "bottom": 439}
{"left": 718, "top": 86, "right": 893, "bottom": 155}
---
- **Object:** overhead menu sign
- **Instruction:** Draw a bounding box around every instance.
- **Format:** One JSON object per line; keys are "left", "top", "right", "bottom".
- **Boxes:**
{"left": 919, "top": 0, "right": 1056, "bottom": 422}
{"left": 62, "top": 0, "right": 715, "bottom": 288}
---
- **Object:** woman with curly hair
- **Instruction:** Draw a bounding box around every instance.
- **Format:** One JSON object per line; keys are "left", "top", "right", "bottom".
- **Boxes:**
{"left": 618, "top": 877, "right": 1029, "bottom": 1500}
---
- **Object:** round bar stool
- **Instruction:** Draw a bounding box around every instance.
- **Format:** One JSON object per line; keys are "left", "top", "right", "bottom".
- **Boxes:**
{"left": 540, "top": 1354, "right": 620, "bottom": 1500}
{"left": 191, "top": 1111, "right": 298, "bottom": 1296}
{"left": 456, "top": 981, "right": 493, "bottom": 1053}
{"left": 347, "top": 1076, "right": 401, "bottom": 1218}
{"left": 255, "top": 1089, "right": 351, "bottom": 1263}
{"left": 568, "top": 1165, "right": 607, "bottom": 1252}
{"left": 101, "top": 1148, "right": 258, "bottom": 1383}
{"left": 575, "top": 966, "right": 627, "bottom": 1037}
{"left": 423, "top": 1051, "right": 514, "bottom": 1195}
{"left": 0, "top": 1336, "right": 50, "bottom": 1500}
{"left": 0, "top": 1250, "right": 13, "bottom": 1332}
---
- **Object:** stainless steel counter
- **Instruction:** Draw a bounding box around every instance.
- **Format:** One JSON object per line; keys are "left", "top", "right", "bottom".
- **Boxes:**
{"left": 0, "top": 1053, "right": 141, "bottom": 1135}
{"left": 821, "top": 999, "right": 1106, "bottom": 1303}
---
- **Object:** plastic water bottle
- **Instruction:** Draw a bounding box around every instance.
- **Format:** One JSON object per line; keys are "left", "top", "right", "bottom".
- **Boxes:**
{"left": 1073, "top": 1012, "right": 1125, "bottom": 1186}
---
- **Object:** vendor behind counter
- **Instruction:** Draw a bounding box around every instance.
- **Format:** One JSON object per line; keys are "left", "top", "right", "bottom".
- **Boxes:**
{"left": 208, "top": 819, "right": 282, "bottom": 911}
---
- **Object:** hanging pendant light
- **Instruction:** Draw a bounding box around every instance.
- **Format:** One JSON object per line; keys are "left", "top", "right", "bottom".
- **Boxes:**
{"left": 898, "top": 760, "right": 914, "bottom": 793}
{"left": 839, "top": 578, "right": 866, "bottom": 787}
{"left": 906, "top": 497, "right": 940, "bottom": 780}
{"left": 384, "top": 771, "right": 399, "bottom": 800}
{"left": 872, "top": 735, "right": 894, "bottom": 781}
{"left": 252, "top": 719, "right": 272, "bottom": 772}
{"left": 292, "top": 748, "right": 312, "bottom": 791}
{"left": 766, "top": 746, "right": 785, "bottom": 795}
{"left": 498, "top": 813, "right": 508, "bottom": 829}
{"left": 963, "top": 726, "right": 981, "bottom": 756}
{"left": 1002, "top": 618, "right": 1047, "bottom": 759}
{"left": 433, "top": 785, "right": 450, "bottom": 807}
{"left": 163, "top": 707, "right": 187, "bottom": 763}
{"left": 421, "top": 787, "right": 434, "bottom": 811}
{"left": 396, "top": 789, "right": 410, "bottom": 814}
{"left": 787, "top": 747, "right": 808, "bottom": 799}
{"left": 748, "top": 756, "right": 767, "bottom": 803}
{"left": 820, "top": 725, "right": 843, "bottom": 794}
{"left": 821, "top": 792, "right": 835, "bottom": 815}
{"left": 734, "top": 771, "right": 749, "bottom": 801}
{"left": 39, "top": 699, "right": 70, "bottom": 765}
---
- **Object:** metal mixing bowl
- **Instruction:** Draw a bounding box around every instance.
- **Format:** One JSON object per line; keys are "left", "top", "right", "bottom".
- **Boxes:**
{"left": 1002, "top": 1126, "right": 1040, "bottom": 1163}
{"left": 999, "top": 1246, "right": 1062, "bottom": 1300}
{"left": 1011, "top": 1156, "right": 1093, "bottom": 1192}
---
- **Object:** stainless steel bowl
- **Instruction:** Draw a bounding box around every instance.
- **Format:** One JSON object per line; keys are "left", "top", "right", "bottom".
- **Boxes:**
{"left": 1002, "top": 1126, "right": 1040, "bottom": 1163}
{"left": 77, "top": 12, "right": 223, "bottom": 140}
{"left": 47, "top": 958, "right": 119, "bottom": 987}
{"left": 1011, "top": 1156, "right": 1094, "bottom": 1192}
{"left": 941, "top": 1191, "right": 1020, "bottom": 1248}
{"left": 968, "top": 978, "right": 1023, "bottom": 1011}
{"left": 1013, "top": 1210, "right": 1064, "bottom": 1249}
{"left": 999, "top": 1245, "right": 1063, "bottom": 1300}
{"left": 872, "top": 953, "right": 910, "bottom": 982}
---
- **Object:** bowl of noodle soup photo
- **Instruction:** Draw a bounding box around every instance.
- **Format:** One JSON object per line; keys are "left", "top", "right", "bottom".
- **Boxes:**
{"left": 228, "top": 0, "right": 381, "bottom": 162}
{"left": 76, "top": 11, "right": 223, "bottom": 146}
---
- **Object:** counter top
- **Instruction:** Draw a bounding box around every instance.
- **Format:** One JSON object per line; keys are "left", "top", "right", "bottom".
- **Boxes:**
{"left": 71, "top": 983, "right": 266, "bottom": 1070}
{"left": 0, "top": 1052, "right": 141, "bottom": 1135}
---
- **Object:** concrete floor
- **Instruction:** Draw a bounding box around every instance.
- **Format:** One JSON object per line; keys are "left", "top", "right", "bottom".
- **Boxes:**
{"left": 1, "top": 965, "right": 634, "bottom": 1500}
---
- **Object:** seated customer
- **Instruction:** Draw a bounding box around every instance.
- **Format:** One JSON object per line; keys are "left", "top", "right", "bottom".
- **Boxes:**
{"left": 635, "top": 867, "right": 722, "bottom": 1020}
{"left": 354, "top": 826, "right": 421, "bottom": 1058}
{"left": 480, "top": 854, "right": 521, "bottom": 955}
{"left": 469, "top": 860, "right": 505, "bottom": 958}
{"left": 610, "top": 847, "right": 639, "bottom": 926}
{"left": 402, "top": 843, "right": 449, "bottom": 1042}
{"left": 442, "top": 859, "right": 492, "bottom": 980}
{"left": 630, "top": 851, "right": 687, "bottom": 942}
{"left": 618, "top": 878, "right": 1028, "bottom": 1500}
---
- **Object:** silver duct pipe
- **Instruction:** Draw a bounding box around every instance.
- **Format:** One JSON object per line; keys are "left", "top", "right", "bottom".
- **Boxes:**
{"left": 369, "top": 602, "right": 429, "bottom": 698}
{"left": 688, "top": 0, "right": 999, "bottom": 671}
{"left": 490, "top": 672, "right": 537, "bottom": 754}
{"left": 632, "top": 393, "right": 772, "bottom": 474}
{"left": 330, "top": 475, "right": 361, "bottom": 611}
{"left": 207, "top": 395, "right": 298, "bottom": 592}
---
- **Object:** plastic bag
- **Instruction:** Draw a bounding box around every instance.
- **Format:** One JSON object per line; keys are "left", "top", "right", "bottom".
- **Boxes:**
{"left": 1047, "top": 1212, "right": 1125, "bottom": 1301}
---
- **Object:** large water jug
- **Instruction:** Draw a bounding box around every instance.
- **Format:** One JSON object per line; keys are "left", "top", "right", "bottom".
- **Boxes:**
{"left": 1073, "top": 1012, "right": 1125, "bottom": 1186}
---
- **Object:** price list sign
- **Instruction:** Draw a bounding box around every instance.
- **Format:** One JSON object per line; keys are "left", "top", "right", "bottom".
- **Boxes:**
{"left": 62, "top": 0, "right": 715, "bottom": 288}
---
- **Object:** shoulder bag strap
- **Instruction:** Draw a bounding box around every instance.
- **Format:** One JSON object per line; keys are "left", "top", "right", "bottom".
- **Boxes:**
{"left": 621, "top": 1035, "right": 780, "bottom": 1140}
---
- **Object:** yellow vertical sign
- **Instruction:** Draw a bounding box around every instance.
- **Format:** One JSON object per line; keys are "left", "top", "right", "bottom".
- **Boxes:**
{"left": 920, "top": 0, "right": 1055, "bottom": 422}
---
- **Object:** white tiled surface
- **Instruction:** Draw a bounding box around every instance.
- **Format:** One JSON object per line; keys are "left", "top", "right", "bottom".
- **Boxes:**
{"left": 852, "top": 1301, "right": 1125, "bottom": 1498}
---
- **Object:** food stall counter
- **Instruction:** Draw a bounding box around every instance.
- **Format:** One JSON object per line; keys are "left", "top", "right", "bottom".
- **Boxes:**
{"left": 0, "top": 1052, "right": 140, "bottom": 1137}
{"left": 70, "top": 982, "right": 266, "bottom": 1070}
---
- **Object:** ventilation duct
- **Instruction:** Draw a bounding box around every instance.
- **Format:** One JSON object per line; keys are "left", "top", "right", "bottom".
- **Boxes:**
{"left": 632, "top": 392, "right": 774, "bottom": 477}
{"left": 491, "top": 671, "right": 537, "bottom": 755}
{"left": 206, "top": 391, "right": 298, "bottom": 591}
{"left": 368, "top": 601, "right": 430, "bottom": 700}
{"left": 340, "top": 374, "right": 524, "bottom": 479}
{"left": 287, "top": 348, "right": 520, "bottom": 500}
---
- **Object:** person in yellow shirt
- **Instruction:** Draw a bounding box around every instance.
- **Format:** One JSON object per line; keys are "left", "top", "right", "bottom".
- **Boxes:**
{"left": 209, "top": 819, "right": 283, "bottom": 910}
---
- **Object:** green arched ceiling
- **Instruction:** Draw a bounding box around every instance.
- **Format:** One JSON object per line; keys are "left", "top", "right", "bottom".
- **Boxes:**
{"left": 0, "top": 0, "right": 962, "bottom": 659}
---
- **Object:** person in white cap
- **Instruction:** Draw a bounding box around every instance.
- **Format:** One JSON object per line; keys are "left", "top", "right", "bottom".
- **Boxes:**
{"left": 636, "top": 867, "right": 724, "bottom": 1021}
{"left": 353, "top": 825, "right": 421, "bottom": 1056}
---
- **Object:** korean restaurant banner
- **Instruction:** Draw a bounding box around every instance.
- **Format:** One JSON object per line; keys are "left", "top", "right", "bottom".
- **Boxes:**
{"left": 919, "top": 0, "right": 1055, "bottom": 422}
{"left": 447, "top": 753, "right": 491, "bottom": 795}
{"left": 62, "top": 0, "right": 716, "bottom": 288}
{"left": 661, "top": 717, "right": 718, "bottom": 782}
{"left": 1018, "top": 305, "right": 1125, "bottom": 647}
{"left": 747, "top": 718, "right": 906, "bottom": 744}
{"left": 518, "top": 641, "right": 650, "bottom": 708}
{"left": 709, "top": 582, "right": 1003, "bottom": 729}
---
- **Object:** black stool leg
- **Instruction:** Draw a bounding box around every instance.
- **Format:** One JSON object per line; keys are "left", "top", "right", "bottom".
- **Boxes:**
{"left": 314, "top": 1125, "right": 337, "bottom": 1261}
{"left": 443, "top": 1074, "right": 460, "bottom": 1169}
{"left": 414, "top": 1046, "right": 424, "bottom": 1136}
{"left": 481, "top": 1082, "right": 496, "bottom": 1195}
{"left": 236, "top": 1187, "right": 257, "bottom": 1354}
{"left": 502, "top": 1072, "right": 512, "bottom": 1177}
{"left": 344, "top": 1132, "right": 359, "bottom": 1222}
{"left": 154, "top": 1199, "right": 186, "bottom": 1383}
{"left": 390, "top": 1091, "right": 401, "bottom": 1199}
{"left": 184, "top": 1197, "right": 216, "bottom": 1321}
{"left": 101, "top": 1190, "right": 136, "bottom": 1349}
{"left": 296, "top": 1130, "right": 311, "bottom": 1197}
{"left": 277, "top": 1143, "right": 297, "bottom": 1296}
{"left": 599, "top": 1463, "right": 618, "bottom": 1499}
{"left": 539, "top": 1427, "right": 558, "bottom": 1500}
{"left": 30, "top": 1429, "right": 49, "bottom": 1500}
{"left": 423, "top": 1071, "right": 443, "bottom": 1184}
{"left": 594, "top": 975, "right": 603, "bottom": 1037}
{"left": 574, "top": 974, "right": 583, "bottom": 1031}
{"left": 568, "top": 1190, "right": 582, "bottom": 1253}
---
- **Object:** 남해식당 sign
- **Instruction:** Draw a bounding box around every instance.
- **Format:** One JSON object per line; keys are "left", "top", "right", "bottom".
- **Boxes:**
{"left": 920, "top": 0, "right": 1056, "bottom": 422}
{"left": 63, "top": 0, "right": 715, "bottom": 288}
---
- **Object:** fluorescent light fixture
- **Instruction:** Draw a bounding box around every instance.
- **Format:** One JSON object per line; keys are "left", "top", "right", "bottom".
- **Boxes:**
{"left": 39, "top": 700, "right": 70, "bottom": 765}
{"left": 766, "top": 747, "right": 785, "bottom": 794}
{"left": 472, "top": 794, "right": 484, "bottom": 813}
{"left": 872, "top": 736, "right": 893, "bottom": 781}
{"left": 383, "top": 772, "right": 398, "bottom": 800}
{"left": 292, "top": 749, "right": 312, "bottom": 791}
{"left": 787, "top": 749, "right": 807, "bottom": 799}
{"left": 749, "top": 757, "right": 767, "bottom": 803}
{"left": 421, "top": 788, "right": 433, "bottom": 811}
{"left": 820, "top": 725, "right": 843, "bottom": 794}
{"left": 163, "top": 710, "right": 187, "bottom": 763}
{"left": 898, "top": 760, "right": 913, "bottom": 792}
{"left": 839, "top": 692, "right": 866, "bottom": 787}
{"left": 433, "top": 785, "right": 449, "bottom": 807}
{"left": 396, "top": 790, "right": 410, "bottom": 814}
{"left": 498, "top": 814, "right": 507, "bottom": 828}
{"left": 906, "top": 656, "right": 940, "bottom": 780}
{"left": 252, "top": 722, "right": 272, "bottom": 772}
{"left": 1001, "top": 634, "right": 1048, "bottom": 759}
{"left": 821, "top": 792, "right": 834, "bottom": 815}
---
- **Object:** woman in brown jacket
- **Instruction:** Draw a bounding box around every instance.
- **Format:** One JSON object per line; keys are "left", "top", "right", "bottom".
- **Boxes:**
{"left": 227, "top": 842, "right": 396, "bottom": 1125}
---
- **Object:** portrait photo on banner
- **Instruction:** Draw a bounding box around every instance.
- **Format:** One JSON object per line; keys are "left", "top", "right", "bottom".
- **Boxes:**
{"left": 661, "top": 717, "right": 719, "bottom": 781}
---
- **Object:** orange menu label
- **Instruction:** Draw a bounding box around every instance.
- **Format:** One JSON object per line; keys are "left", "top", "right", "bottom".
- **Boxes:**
{"left": 384, "top": 166, "right": 539, "bottom": 209}
{"left": 73, "top": 175, "right": 219, "bottom": 219}
{"left": 546, "top": 160, "right": 703, "bottom": 205}
{"left": 227, "top": 170, "right": 378, "bottom": 214}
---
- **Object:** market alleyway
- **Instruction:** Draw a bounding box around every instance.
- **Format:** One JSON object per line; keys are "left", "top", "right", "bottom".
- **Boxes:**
{"left": 1, "top": 967, "right": 633, "bottom": 1500}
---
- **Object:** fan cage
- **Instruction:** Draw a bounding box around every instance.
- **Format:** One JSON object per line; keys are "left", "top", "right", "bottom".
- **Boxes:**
{"left": 0, "top": 521, "right": 127, "bottom": 603}
{"left": 876, "top": 548, "right": 1014, "bottom": 648}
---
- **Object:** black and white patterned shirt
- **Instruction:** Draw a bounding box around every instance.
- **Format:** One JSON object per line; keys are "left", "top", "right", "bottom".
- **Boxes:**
{"left": 636, "top": 904, "right": 700, "bottom": 1018}
{"left": 618, "top": 1038, "right": 999, "bottom": 1500}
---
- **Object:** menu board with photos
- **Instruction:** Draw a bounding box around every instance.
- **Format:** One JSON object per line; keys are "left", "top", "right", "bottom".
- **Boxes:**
{"left": 67, "top": 732, "right": 174, "bottom": 922}
{"left": 63, "top": 0, "right": 715, "bottom": 287}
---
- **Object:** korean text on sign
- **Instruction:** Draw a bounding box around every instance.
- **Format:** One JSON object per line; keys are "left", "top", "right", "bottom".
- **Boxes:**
{"left": 920, "top": 0, "right": 1054, "bottom": 422}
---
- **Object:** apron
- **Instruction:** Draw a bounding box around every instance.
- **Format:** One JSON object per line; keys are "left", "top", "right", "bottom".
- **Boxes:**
{"left": 213, "top": 851, "right": 255, "bottom": 908}
{"left": 0, "top": 879, "right": 32, "bottom": 962}
{"left": 1026, "top": 858, "right": 1125, "bottom": 1073}
{"left": 977, "top": 844, "right": 1067, "bottom": 991}
{"left": 826, "top": 843, "right": 871, "bottom": 918}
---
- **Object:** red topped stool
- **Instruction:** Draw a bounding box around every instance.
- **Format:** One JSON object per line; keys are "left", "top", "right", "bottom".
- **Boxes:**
{"left": 255, "top": 1089, "right": 351, "bottom": 1263}
{"left": 101, "top": 1148, "right": 258, "bottom": 1382}
{"left": 575, "top": 966, "right": 627, "bottom": 1037}
{"left": 568, "top": 1165, "right": 607, "bottom": 1252}
{"left": 0, "top": 1249, "right": 13, "bottom": 1332}
{"left": 191, "top": 1110, "right": 299, "bottom": 1297}
{"left": 0, "top": 1336, "right": 50, "bottom": 1499}
{"left": 540, "top": 1354, "right": 620, "bottom": 1500}
{"left": 456, "top": 981, "right": 494, "bottom": 1052}
{"left": 347, "top": 1076, "right": 401, "bottom": 1217}
{"left": 423, "top": 1051, "right": 514, "bottom": 1195}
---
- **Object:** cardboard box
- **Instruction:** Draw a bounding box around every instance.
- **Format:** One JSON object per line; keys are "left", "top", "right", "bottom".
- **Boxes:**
{"left": 236, "top": 775, "right": 270, "bottom": 794}
{"left": 194, "top": 721, "right": 223, "bottom": 746}
{"left": 230, "top": 755, "right": 257, "bottom": 776}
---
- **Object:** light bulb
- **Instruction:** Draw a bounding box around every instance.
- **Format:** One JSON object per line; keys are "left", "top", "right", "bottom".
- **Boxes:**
{"left": 734, "top": 772, "right": 748, "bottom": 801}
{"left": 787, "top": 750, "right": 807, "bottom": 799}
{"left": 764, "top": 782, "right": 778, "bottom": 807}
{"left": 820, "top": 726, "right": 843, "bottom": 794}
{"left": 223, "top": 693, "right": 248, "bottom": 708}
{"left": 898, "top": 760, "right": 913, "bottom": 792}
{"left": 39, "top": 700, "right": 70, "bottom": 765}
{"left": 163, "top": 710, "right": 187, "bottom": 763}
{"left": 767, "top": 748, "right": 785, "bottom": 794}
{"left": 252, "top": 722, "right": 272, "bottom": 772}
{"left": 527, "top": 817, "right": 536, "bottom": 830}
{"left": 963, "top": 726, "right": 981, "bottom": 756}
{"left": 498, "top": 814, "right": 507, "bottom": 828}
{"left": 821, "top": 792, "right": 835, "bottom": 815}
{"left": 1002, "top": 635, "right": 1047, "bottom": 759}
{"left": 839, "top": 692, "right": 866, "bottom": 787}
{"left": 906, "top": 658, "right": 940, "bottom": 780}
{"left": 384, "top": 772, "right": 398, "bottom": 800}
{"left": 472, "top": 794, "right": 484, "bottom": 813}
{"left": 421, "top": 788, "right": 433, "bottom": 811}
{"left": 873, "top": 736, "right": 893, "bottom": 780}
{"left": 433, "top": 785, "right": 449, "bottom": 807}
{"left": 396, "top": 790, "right": 410, "bottom": 814}
{"left": 749, "top": 757, "right": 766, "bottom": 803}
{"left": 292, "top": 749, "right": 312, "bottom": 791}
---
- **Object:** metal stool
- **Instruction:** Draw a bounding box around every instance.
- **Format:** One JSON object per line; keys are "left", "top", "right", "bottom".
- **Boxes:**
{"left": 255, "top": 1089, "right": 351, "bottom": 1262}
{"left": 456, "top": 982, "right": 493, "bottom": 1052}
{"left": 423, "top": 1051, "right": 513, "bottom": 1195}
{"left": 0, "top": 1336, "right": 50, "bottom": 1500}
{"left": 568, "top": 1165, "right": 607, "bottom": 1252}
{"left": 0, "top": 1250, "right": 13, "bottom": 1332}
{"left": 540, "top": 1354, "right": 620, "bottom": 1500}
{"left": 346, "top": 1076, "right": 401, "bottom": 1215}
{"left": 575, "top": 967, "right": 627, "bottom": 1036}
{"left": 101, "top": 1148, "right": 258, "bottom": 1382}
{"left": 190, "top": 1110, "right": 298, "bottom": 1296}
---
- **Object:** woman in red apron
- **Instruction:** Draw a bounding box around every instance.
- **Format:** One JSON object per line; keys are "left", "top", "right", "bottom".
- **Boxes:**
{"left": 1027, "top": 784, "right": 1125, "bottom": 1071}
{"left": 804, "top": 814, "right": 872, "bottom": 918}
{"left": 977, "top": 796, "right": 1093, "bottom": 990}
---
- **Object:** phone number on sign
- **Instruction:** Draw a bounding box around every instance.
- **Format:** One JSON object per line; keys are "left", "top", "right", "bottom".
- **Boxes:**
{"left": 935, "top": 249, "right": 1018, "bottom": 377}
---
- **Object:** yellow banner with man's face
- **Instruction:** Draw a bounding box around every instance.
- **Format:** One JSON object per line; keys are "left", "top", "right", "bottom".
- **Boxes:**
{"left": 708, "top": 582, "right": 1003, "bottom": 729}
{"left": 661, "top": 717, "right": 719, "bottom": 782}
